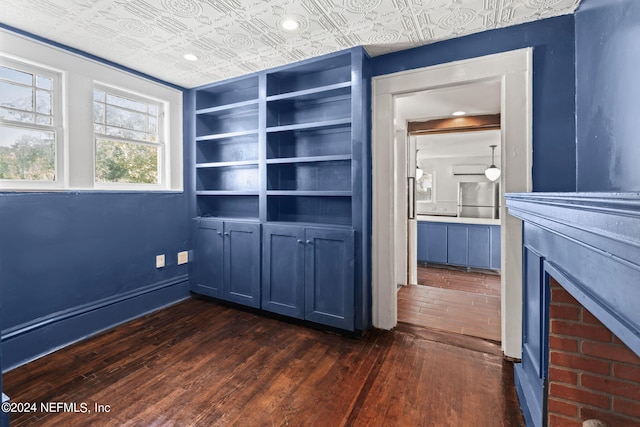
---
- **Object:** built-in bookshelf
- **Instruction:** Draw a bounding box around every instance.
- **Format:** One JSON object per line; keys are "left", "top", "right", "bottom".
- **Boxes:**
{"left": 194, "top": 76, "right": 260, "bottom": 220}
{"left": 190, "top": 47, "right": 371, "bottom": 331}
{"left": 193, "top": 49, "right": 362, "bottom": 227}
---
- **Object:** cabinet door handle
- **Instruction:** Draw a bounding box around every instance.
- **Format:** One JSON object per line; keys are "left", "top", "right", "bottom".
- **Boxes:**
{"left": 217, "top": 231, "right": 222, "bottom": 236}
{"left": 306, "top": 240, "right": 312, "bottom": 245}
{"left": 297, "top": 239, "right": 303, "bottom": 244}
{"left": 224, "top": 232, "right": 230, "bottom": 236}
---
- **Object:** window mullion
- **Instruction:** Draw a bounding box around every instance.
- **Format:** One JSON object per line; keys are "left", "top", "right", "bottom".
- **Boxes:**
{"left": 94, "top": 134, "right": 161, "bottom": 148}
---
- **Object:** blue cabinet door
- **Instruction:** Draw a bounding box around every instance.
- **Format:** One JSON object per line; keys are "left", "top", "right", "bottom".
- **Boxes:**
{"left": 304, "top": 227, "right": 355, "bottom": 330}
{"left": 191, "top": 219, "right": 224, "bottom": 298}
{"left": 490, "top": 225, "right": 501, "bottom": 269}
{"left": 262, "top": 224, "right": 305, "bottom": 319}
{"left": 417, "top": 222, "right": 429, "bottom": 262}
{"left": 223, "top": 221, "right": 261, "bottom": 308}
{"left": 447, "top": 225, "right": 468, "bottom": 266}
{"left": 425, "top": 223, "right": 448, "bottom": 264}
{"left": 468, "top": 226, "right": 491, "bottom": 269}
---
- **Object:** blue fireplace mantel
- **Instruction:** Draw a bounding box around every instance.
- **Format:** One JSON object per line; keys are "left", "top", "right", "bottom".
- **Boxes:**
{"left": 505, "top": 192, "right": 640, "bottom": 427}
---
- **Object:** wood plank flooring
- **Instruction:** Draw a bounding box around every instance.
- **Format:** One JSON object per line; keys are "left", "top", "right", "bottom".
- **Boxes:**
{"left": 3, "top": 298, "right": 524, "bottom": 426}
{"left": 398, "top": 265, "right": 501, "bottom": 342}
{"left": 417, "top": 265, "right": 501, "bottom": 297}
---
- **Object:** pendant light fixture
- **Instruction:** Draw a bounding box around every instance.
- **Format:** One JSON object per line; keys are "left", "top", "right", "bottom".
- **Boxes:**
{"left": 485, "top": 145, "right": 501, "bottom": 182}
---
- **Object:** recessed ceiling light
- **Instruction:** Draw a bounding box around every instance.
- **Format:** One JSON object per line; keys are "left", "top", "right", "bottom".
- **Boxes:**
{"left": 452, "top": 111, "right": 466, "bottom": 116}
{"left": 280, "top": 17, "right": 300, "bottom": 31}
{"left": 183, "top": 53, "right": 199, "bottom": 61}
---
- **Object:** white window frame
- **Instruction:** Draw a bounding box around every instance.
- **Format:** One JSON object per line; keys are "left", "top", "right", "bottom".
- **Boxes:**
{"left": 0, "top": 55, "right": 64, "bottom": 190}
{"left": 92, "top": 82, "right": 167, "bottom": 190}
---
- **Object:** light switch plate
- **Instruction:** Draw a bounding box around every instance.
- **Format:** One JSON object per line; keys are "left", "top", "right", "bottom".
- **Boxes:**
{"left": 156, "top": 254, "right": 165, "bottom": 268}
{"left": 177, "top": 251, "right": 188, "bottom": 265}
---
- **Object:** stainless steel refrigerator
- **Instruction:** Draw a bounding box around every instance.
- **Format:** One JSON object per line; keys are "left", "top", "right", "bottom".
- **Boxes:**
{"left": 458, "top": 182, "right": 499, "bottom": 219}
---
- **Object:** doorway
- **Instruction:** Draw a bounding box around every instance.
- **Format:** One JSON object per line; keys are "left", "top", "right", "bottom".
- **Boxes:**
{"left": 395, "top": 81, "right": 503, "bottom": 342}
{"left": 371, "top": 49, "right": 532, "bottom": 359}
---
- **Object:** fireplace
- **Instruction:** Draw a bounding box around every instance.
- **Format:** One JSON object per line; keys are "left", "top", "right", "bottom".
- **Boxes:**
{"left": 505, "top": 193, "right": 640, "bottom": 427}
{"left": 548, "top": 277, "right": 640, "bottom": 426}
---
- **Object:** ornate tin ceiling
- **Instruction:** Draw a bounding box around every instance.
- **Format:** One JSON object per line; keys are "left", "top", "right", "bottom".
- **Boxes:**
{"left": 0, "top": 0, "right": 580, "bottom": 88}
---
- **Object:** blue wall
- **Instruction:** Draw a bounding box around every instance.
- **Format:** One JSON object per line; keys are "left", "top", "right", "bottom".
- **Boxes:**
{"left": 0, "top": 191, "right": 192, "bottom": 368}
{"left": 372, "top": 15, "right": 577, "bottom": 193}
{"left": 575, "top": 0, "right": 640, "bottom": 191}
{"left": 0, "top": 192, "right": 190, "bottom": 326}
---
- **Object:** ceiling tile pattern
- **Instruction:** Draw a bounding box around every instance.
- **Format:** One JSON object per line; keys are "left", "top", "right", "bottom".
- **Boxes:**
{"left": 0, "top": 0, "right": 580, "bottom": 88}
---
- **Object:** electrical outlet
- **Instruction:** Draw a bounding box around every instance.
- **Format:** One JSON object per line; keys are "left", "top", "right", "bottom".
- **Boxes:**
{"left": 156, "top": 254, "right": 165, "bottom": 268}
{"left": 177, "top": 251, "right": 189, "bottom": 265}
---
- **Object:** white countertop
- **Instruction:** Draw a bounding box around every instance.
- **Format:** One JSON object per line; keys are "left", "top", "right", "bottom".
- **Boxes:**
{"left": 417, "top": 215, "right": 501, "bottom": 226}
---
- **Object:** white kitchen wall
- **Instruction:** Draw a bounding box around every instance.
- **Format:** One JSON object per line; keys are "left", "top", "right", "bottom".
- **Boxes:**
{"left": 417, "top": 154, "right": 500, "bottom": 215}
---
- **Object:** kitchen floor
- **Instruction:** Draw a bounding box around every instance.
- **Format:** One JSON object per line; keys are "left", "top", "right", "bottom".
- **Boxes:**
{"left": 397, "top": 264, "right": 501, "bottom": 342}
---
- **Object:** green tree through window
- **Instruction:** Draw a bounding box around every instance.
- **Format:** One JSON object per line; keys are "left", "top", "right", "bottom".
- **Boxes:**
{"left": 93, "top": 87, "right": 162, "bottom": 185}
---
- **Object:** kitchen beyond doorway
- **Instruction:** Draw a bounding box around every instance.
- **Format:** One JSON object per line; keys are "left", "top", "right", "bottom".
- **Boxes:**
{"left": 398, "top": 264, "right": 501, "bottom": 342}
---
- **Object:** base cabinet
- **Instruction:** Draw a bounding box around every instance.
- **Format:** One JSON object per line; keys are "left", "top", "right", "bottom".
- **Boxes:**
{"left": 418, "top": 221, "right": 501, "bottom": 270}
{"left": 418, "top": 223, "right": 447, "bottom": 264}
{"left": 192, "top": 218, "right": 261, "bottom": 308}
{"left": 261, "top": 225, "right": 305, "bottom": 319}
{"left": 262, "top": 224, "right": 355, "bottom": 330}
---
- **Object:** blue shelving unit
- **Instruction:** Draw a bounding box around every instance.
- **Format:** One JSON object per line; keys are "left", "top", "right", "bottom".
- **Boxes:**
{"left": 189, "top": 47, "right": 371, "bottom": 331}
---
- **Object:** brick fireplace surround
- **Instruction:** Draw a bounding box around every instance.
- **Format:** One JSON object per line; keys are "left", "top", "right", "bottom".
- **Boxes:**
{"left": 505, "top": 193, "right": 640, "bottom": 427}
{"left": 548, "top": 278, "right": 640, "bottom": 426}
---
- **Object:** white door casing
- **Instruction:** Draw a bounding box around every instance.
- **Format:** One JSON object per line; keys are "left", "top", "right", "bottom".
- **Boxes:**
{"left": 371, "top": 49, "right": 532, "bottom": 359}
{"left": 394, "top": 130, "right": 408, "bottom": 288}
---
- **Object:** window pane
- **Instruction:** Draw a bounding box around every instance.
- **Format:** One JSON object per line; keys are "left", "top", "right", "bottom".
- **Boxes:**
{"left": 0, "top": 108, "right": 34, "bottom": 123}
{"left": 95, "top": 139, "right": 158, "bottom": 184}
{"left": 36, "top": 115, "right": 52, "bottom": 126}
{"left": 106, "top": 105, "right": 147, "bottom": 132}
{"left": 36, "top": 76, "right": 52, "bottom": 90}
{"left": 149, "top": 105, "right": 158, "bottom": 116}
{"left": 0, "top": 66, "right": 32, "bottom": 85}
{"left": 148, "top": 116, "right": 157, "bottom": 134}
{"left": 106, "top": 93, "right": 147, "bottom": 113}
{"left": 0, "top": 81, "right": 33, "bottom": 111}
{"left": 36, "top": 90, "right": 52, "bottom": 115}
{"left": 93, "top": 101, "right": 105, "bottom": 124}
{"left": 0, "top": 126, "right": 55, "bottom": 181}
{"left": 93, "top": 89, "right": 105, "bottom": 102}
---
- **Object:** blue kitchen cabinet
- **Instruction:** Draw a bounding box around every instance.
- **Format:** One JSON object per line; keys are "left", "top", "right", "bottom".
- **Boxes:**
{"left": 418, "top": 221, "right": 500, "bottom": 270}
{"left": 262, "top": 224, "right": 355, "bottom": 330}
{"left": 490, "top": 225, "right": 501, "bottom": 269}
{"left": 447, "top": 225, "right": 469, "bottom": 266}
{"left": 418, "top": 222, "right": 448, "bottom": 264}
{"left": 468, "top": 226, "right": 491, "bottom": 268}
{"left": 192, "top": 218, "right": 261, "bottom": 308}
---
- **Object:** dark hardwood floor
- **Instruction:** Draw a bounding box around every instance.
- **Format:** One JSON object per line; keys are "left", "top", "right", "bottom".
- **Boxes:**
{"left": 3, "top": 298, "right": 523, "bottom": 426}
{"left": 398, "top": 265, "right": 501, "bottom": 342}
